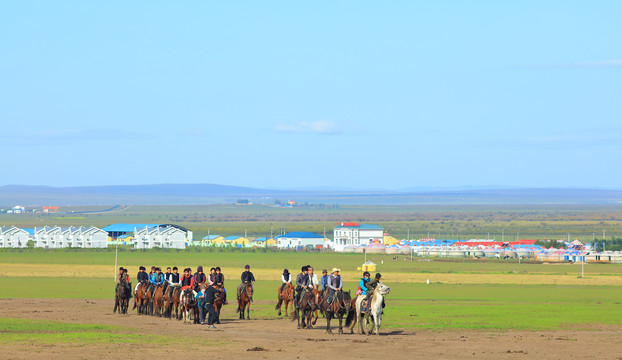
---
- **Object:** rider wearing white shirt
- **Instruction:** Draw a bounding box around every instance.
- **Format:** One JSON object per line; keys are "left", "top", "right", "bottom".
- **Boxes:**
{"left": 280, "top": 268, "right": 292, "bottom": 294}
{"left": 307, "top": 265, "right": 319, "bottom": 289}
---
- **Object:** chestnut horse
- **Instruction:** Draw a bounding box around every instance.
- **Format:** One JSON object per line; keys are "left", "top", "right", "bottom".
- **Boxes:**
{"left": 133, "top": 281, "right": 151, "bottom": 315}
{"left": 275, "top": 282, "right": 295, "bottom": 317}
{"left": 113, "top": 280, "right": 131, "bottom": 314}
{"left": 164, "top": 285, "right": 181, "bottom": 319}
{"left": 237, "top": 283, "right": 252, "bottom": 320}
{"left": 153, "top": 285, "right": 166, "bottom": 317}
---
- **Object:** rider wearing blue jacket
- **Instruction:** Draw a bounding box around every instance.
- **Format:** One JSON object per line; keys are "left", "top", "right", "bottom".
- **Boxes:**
{"left": 151, "top": 267, "right": 166, "bottom": 286}
{"left": 359, "top": 271, "right": 371, "bottom": 296}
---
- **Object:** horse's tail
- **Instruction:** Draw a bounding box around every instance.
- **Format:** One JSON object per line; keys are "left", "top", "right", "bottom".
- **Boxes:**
{"left": 345, "top": 307, "right": 356, "bottom": 327}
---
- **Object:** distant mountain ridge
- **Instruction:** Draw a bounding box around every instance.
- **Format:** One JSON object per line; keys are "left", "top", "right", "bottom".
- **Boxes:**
{"left": 0, "top": 184, "right": 621, "bottom": 206}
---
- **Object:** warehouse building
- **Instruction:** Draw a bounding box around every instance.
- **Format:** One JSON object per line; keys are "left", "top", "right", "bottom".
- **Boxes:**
{"left": 133, "top": 225, "right": 187, "bottom": 249}
{"left": 0, "top": 226, "right": 29, "bottom": 248}
{"left": 333, "top": 223, "right": 384, "bottom": 246}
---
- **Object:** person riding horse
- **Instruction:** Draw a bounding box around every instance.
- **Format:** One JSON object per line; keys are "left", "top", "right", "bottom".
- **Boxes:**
{"left": 327, "top": 268, "right": 343, "bottom": 304}
{"left": 307, "top": 265, "right": 320, "bottom": 289}
{"left": 135, "top": 266, "right": 148, "bottom": 295}
{"left": 280, "top": 268, "right": 292, "bottom": 295}
{"left": 364, "top": 273, "right": 385, "bottom": 311}
{"left": 295, "top": 266, "right": 311, "bottom": 309}
{"left": 167, "top": 266, "right": 181, "bottom": 301}
{"left": 359, "top": 271, "right": 371, "bottom": 296}
{"left": 179, "top": 268, "right": 194, "bottom": 302}
{"left": 116, "top": 267, "right": 131, "bottom": 298}
{"left": 151, "top": 267, "right": 166, "bottom": 300}
{"left": 237, "top": 265, "right": 255, "bottom": 301}
{"left": 320, "top": 269, "right": 328, "bottom": 296}
{"left": 192, "top": 266, "right": 207, "bottom": 292}
{"left": 214, "top": 267, "right": 227, "bottom": 304}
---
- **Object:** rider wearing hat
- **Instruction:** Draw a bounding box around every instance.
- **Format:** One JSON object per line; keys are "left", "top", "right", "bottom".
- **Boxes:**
{"left": 237, "top": 265, "right": 255, "bottom": 300}
{"left": 294, "top": 266, "right": 310, "bottom": 308}
{"left": 147, "top": 266, "right": 156, "bottom": 283}
{"left": 192, "top": 266, "right": 207, "bottom": 292}
{"left": 320, "top": 269, "right": 328, "bottom": 292}
{"left": 281, "top": 268, "right": 292, "bottom": 295}
{"left": 327, "top": 268, "right": 343, "bottom": 304}
{"left": 364, "top": 273, "right": 382, "bottom": 299}
{"left": 167, "top": 266, "right": 181, "bottom": 300}
{"left": 135, "top": 266, "right": 148, "bottom": 294}
{"left": 214, "top": 267, "right": 227, "bottom": 305}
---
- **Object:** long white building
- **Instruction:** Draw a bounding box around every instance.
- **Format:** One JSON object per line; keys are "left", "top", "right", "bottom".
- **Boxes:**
{"left": 28, "top": 226, "right": 108, "bottom": 248}
{"left": 134, "top": 225, "right": 186, "bottom": 249}
{"left": 0, "top": 226, "right": 29, "bottom": 248}
{"left": 333, "top": 223, "right": 384, "bottom": 246}
{"left": 275, "top": 231, "right": 326, "bottom": 249}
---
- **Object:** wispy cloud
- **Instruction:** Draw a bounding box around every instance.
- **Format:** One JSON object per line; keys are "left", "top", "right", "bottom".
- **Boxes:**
{"left": 274, "top": 120, "right": 341, "bottom": 135}
{"left": 0, "top": 128, "right": 149, "bottom": 146}
{"left": 517, "top": 59, "right": 622, "bottom": 70}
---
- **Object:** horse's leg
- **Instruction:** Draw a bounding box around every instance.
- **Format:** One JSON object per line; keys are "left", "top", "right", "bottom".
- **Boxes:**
{"left": 338, "top": 314, "right": 344, "bottom": 335}
{"left": 312, "top": 309, "right": 318, "bottom": 325}
{"left": 276, "top": 297, "right": 282, "bottom": 316}
{"left": 375, "top": 313, "right": 381, "bottom": 335}
{"left": 113, "top": 297, "right": 118, "bottom": 313}
{"left": 326, "top": 312, "right": 333, "bottom": 334}
{"left": 246, "top": 301, "right": 250, "bottom": 320}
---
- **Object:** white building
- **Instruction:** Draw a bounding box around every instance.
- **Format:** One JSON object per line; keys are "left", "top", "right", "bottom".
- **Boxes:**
{"left": 276, "top": 231, "right": 326, "bottom": 249}
{"left": 62, "top": 226, "right": 108, "bottom": 248}
{"left": 33, "top": 226, "right": 63, "bottom": 248}
{"left": 134, "top": 225, "right": 186, "bottom": 249}
{"left": 333, "top": 223, "right": 384, "bottom": 246}
{"left": 0, "top": 226, "right": 29, "bottom": 248}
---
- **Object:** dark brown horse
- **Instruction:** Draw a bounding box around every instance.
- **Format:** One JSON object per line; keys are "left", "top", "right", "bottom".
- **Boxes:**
{"left": 133, "top": 281, "right": 151, "bottom": 315}
{"left": 237, "top": 283, "right": 252, "bottom": 320}
{"left": 164, "top": 285, "right": 181, "bottom": 319}
{"left": 292, "top": 288, "right": 317, "bottom": 329}
{"left": 113, "top": 280, "right": 131, "bottom": 314}
{"left": 181, "top": 288, "right": 198, "bottom": 324}
{"left": 275, "top": 282, "right": 295, "bottom": 317}
{"left": 213, "top": 284, "right": 224, "bottom": 324}
{"left": 319, "top": 290, "right": 352, "bottom": 334}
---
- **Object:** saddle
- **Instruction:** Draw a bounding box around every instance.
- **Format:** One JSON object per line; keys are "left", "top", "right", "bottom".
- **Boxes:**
{"left": 361, "top": 295, "right": 373, "bottom": 312}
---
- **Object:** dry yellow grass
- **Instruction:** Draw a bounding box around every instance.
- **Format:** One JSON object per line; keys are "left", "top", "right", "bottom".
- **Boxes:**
{"left": 1, "top": 263, "right": 620, "bottom": 286}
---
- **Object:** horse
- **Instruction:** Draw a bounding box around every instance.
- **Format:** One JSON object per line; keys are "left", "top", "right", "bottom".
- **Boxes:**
{"left": 275, "top": 282, "right": 295, "bottom": 317}
{"left": 311, "top": 288, "right": 322, "bottom": 325}
{"left": 153, "top": 285, "right": 165, "bottom": 317}
{"left": 144, "top": 283, "right": 156, "bottom": 315}
{"left": 113, "top": 280, "right": 131, "bottom": 314}
{"left": 133, "top": 281, "right": 150, "bottom": 315}
{"left": 181, "top": 287, "right": 198, "bottom": 324}
{"left": 319, "top": 290, "right": 351, "bottom": 334}
{"left": 213, "top": 284, "right": 224, "bottom": 324}
{"left": 292, "top": 288, "right": 318, "bottom": 329}
{"left": 348, "top": 283, "right": 391, "bottom": 335}
{"left": 164, "top": 285, "right": 181, "bottom": 320}
{"left": 237, "top": 283, "right": 252, "bottom": 320}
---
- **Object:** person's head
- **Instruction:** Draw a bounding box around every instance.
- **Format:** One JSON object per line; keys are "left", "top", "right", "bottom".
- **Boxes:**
{"left": 155, "top": 267, "right": 161, "bottom": 273}
{"left": 183, "top": 268, "right": 189, "bottom": 275}
{"left": 200, "top": 285, "right": 207, "bottom": 292}
{"left": 245, "top": 265, "right": 250, "bottom": 271}
{"left": 118, "top": 267, "right": 124, "bottom": 273}
{"left": 283, "top": 268, "right": 289, "bottom": 274}
{"left": 187, "top": 268, "right": 192, "bottom": 274}
{"left": 363, "top": 271, "right": 370, "bottom": 279}
{"left": 307, "top": 266, "right": 314, "bottom": 274}
{"left": 322, "top": 269, "right": 327, "bottom": 276}
{"left": 150, "top": 266, "right": 156, "bottom": 272}
{"left": 375, "top": 273, "right": 382, "bottom": 280}
{"left": 123, "top": 268, "right": 128, "bottom": 274}
{"left": 216, "top": 267, "right": 221, "bottom": 273}
{"left": 210, "top": 267, "right": 216, "bottom": 274}
{"left": 301, "top": 266, "right": 308, "bottom": 274}
{"left": 197, "top": 266, "right": 203, "bottom": 273}
{"left": 139, "top": 266, "right": 146, "bottom": 272}
{"left": 331, "top": 267, "right": 340, "bottom": 275}
{"left": 173, "top": 267, "right": 178, "bottom": 274}
{"left": 166, "top": 267, "right": 171, "bottom": 273}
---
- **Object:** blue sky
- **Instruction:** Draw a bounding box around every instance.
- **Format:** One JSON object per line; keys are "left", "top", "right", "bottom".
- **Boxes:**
{"left": 1, "top": 1, "right": 621, "bottom": 189}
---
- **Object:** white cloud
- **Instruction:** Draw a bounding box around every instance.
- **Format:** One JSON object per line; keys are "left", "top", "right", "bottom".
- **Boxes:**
{"left": 274, "top": 120, "right": 341, "bottom": 135}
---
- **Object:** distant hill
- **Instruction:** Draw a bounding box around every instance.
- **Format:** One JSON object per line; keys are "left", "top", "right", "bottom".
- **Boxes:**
{"left": 0, "top": 184, "right": 621, "bottom": 206}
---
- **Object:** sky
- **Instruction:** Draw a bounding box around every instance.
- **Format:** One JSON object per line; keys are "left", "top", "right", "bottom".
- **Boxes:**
{"left": 1, "top": 1, "right": 621, "bottom": 190}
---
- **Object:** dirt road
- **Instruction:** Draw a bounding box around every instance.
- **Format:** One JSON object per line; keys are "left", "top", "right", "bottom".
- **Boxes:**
{"left": 1, "top": 298, "right": 620, "bottom": 360}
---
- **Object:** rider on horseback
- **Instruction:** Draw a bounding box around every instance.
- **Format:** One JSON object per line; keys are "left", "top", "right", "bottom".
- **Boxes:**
{"left": 215, "top": 267, "right": 227, "bottom": 305}
{"left": 307, "top": 266, "right": 320, "bottom": 289}
{"left": 179, "top": 267, "right": 194, "bottom": 301}
{"left": 281, "top": 268, "right": 292, "bottom": 295}
{"left": 167, "top": 266, "right": 181, "bottom": 300}
{"left": 116, "top": 267, "right": 131, "bottom": 297}
{"left": 327, "top": 268, "right": 343, "bottom": 305}
{"left": 320, "top": 269, "right": 328, "bottom": 294}
{"left": 365, "top": 273, "right": 385, "bottom": 311}
{"left": 192, "top": 266, "right": 207, "bottom": 292}
{"left": 135, "top": 266, "right": 148, "bottom": 294}
{"left": 151, "top": 267, "right": 166, "bottom": 294}
{"left": 359, "top": 271, "right": 371, "bottom": 296}
{"left": 295, "top": 266, "right": 311, "bottom": 309}
{"left": 237, "top": 265, "right": 255, "bottom": 301}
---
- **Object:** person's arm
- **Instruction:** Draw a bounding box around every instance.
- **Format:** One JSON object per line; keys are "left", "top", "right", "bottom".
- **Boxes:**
{"left": 365, "top": 280, "right": 374, "bottom": 291}
{"left": 338, "top": 277, "right": 343, "bottom": 289}
{"left": 251, "top": 273, "right": 256, "bottom": 283}
{"left": 288, "top": 274, "right": 292, "bottom": 283}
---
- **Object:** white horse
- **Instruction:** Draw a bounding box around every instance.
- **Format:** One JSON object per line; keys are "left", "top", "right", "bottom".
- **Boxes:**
{"left": 349, "top": 283, "right": 390, "bottom": 335}
{"left": 180, "top": 289, "right": 197, "bottom": 324}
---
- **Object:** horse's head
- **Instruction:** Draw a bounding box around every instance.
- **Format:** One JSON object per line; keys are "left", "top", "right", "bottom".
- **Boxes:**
{"left": 377, "top": 283, "right": 391, "bottom": 296}
{"left": 343, "top": 290, "right": 352, "bottom": 311}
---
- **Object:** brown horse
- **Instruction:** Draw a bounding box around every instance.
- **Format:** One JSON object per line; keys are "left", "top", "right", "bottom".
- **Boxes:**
{"left": 133, "top": 281, "right": 151, "bottom": 315}
{"left": 213, "top": 284, "right": 224, "bottom": 324}
{"left": 113, "top": 281, "right": 131, "bottom": 314}
{"left": 292, "top": 288, "right": 317, "bottom": 329}
{"left": 237, "top": 283, "right": 252, "bottom": 320}
{"left": 181, "top": 288, "right": 198, "bottom": 324}
{"left": 319, "top": 290, "right": 352, "bottom": 334}
{"left": 275, "top": 282, "right": 295, "bottom": 317}
{"left": 153, "top": 285, "right": 166, "bottom": 317}
{"left": 164, "top": 285, "right": 181, "bottom": 319}
{"left": 311, "top": 288, "right": 322, "bottom": 325}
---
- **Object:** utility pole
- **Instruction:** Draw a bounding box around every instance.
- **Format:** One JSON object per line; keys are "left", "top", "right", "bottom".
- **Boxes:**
{"left": 114, "top": 240, "right": 118, "bottom": 282}
{"left": 407, "top": 226, "right": 410, "bottom": 241}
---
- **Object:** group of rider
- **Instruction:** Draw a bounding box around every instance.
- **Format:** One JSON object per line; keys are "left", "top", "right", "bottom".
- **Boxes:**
{"left": 283, "top": 265, "right": 384, "bottom": 310}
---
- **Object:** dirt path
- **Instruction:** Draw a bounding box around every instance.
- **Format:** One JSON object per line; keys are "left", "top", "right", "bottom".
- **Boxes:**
{"left": 1, "top": 298, "right": 620, "bottom": 360}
